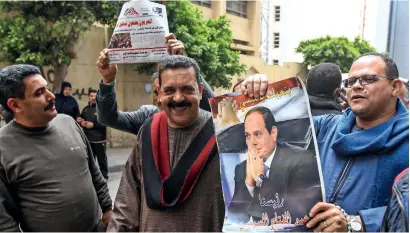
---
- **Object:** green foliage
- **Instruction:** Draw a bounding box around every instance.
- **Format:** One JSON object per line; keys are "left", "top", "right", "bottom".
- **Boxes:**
{"left": 134, "top": 0, "right": 246, "bottom": 88}
{"left": 0, "top": 0, "right": 245, "bottom": 89}
{"left": 295, "top": 36, "right": 376, "bottom": 73}
{"left": 0, "top": 1, "right": 98, "bottom": 66}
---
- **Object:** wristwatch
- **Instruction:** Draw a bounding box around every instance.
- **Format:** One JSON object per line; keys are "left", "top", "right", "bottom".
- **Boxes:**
{"left": 348, "top": 216, "right": 362, "bottom": 232}
{"left": 255, "top": 174, "right": 266, "bottom": 188}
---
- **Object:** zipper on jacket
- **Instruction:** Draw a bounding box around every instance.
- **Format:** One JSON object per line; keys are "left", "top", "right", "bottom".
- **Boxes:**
{"left": 329, "top": 157, "right": 354, "bottom": 203}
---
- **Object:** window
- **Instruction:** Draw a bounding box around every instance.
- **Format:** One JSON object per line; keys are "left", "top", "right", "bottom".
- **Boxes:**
{"left": 274, "top": 6, "right": 280, "bottom": 22}
{"left": 274, "top": 33, "right": 280, "bottom": 48}
{"left": 191, "top": 0, "right": 211, "bottom": 7}
{"left": 273, "top": 60, "right": 279, "bottom": 65}
{"left": 233, "top": 39, "right": 249, "bottom": 46}
{"left": 226, "top": 1, "right": 248, "bottom": 18}
{"left": 233, "top": 49, "right": 248, "bottom": 55}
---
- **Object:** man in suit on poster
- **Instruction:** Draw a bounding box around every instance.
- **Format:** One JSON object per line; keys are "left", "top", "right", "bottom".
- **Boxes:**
{"left": 227, "top": 106, "right": 322, "bottom": 226}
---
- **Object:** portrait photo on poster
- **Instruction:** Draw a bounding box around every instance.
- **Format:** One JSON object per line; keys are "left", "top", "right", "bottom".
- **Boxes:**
{"left": 209, "top": 77, "right": 325, "bottom": 232}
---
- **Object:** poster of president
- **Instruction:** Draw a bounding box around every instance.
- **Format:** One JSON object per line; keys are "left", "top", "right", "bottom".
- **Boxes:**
{"left": 209, "top": 77, "right": 325, "bottom": 232}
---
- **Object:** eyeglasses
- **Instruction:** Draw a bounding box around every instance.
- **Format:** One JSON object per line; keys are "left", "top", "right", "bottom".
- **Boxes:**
{"left": 342, "top": 75, "right": 395, "bottom": 88}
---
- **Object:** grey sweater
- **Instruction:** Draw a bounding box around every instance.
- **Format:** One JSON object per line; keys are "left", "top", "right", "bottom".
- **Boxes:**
{"left": 0, "top": 114, "right": 112, "bottom": 231}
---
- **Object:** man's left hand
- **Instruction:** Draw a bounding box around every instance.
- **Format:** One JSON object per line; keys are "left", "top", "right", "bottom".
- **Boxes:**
{"left": 306, "top": 202, "right": 348, "bottom": 232}
{"left": 165, "top": 33, "right": 184, "bottom": 55}
{"left": 80, "top": 121, "right": 87, "bottom": 128}
{"left": 86, "top": 121, "right": 94, "bottom": 129}
{"left": 102, "top": 209, "right": 112, "bottom": 227}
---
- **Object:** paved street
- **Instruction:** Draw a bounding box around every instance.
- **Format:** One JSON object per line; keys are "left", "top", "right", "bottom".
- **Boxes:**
{"left": 106, "top": 147, "right": 133, "bottom": 201}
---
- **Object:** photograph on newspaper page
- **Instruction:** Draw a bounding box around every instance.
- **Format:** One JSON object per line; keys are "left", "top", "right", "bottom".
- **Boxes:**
{"left": 209, "top": 77, "right": 325, "bottom": 232}
{"left": 107, "top": 0, "right": 169, "bottom": 64}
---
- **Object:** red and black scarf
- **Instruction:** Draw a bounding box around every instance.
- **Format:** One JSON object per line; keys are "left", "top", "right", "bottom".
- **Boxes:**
{"left": 141, "top": 111, "right": 217, "bottom": 209}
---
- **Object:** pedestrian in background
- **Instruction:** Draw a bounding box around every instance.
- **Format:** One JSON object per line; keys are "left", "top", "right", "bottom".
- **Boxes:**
{"left": 78, "top": 89, "right": 108, "bottom": 180}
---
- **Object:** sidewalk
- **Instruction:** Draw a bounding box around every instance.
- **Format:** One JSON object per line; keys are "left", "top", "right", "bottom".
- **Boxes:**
{"left": 107, "top": 147, "right": 133, "bottom": 173}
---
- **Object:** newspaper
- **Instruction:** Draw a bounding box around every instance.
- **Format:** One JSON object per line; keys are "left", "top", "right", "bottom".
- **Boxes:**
{"left": 107, "top": 0, "right": 169, "bottom": 64}
{"left": 209, "top": 77, "right": 325, "bottom": 232}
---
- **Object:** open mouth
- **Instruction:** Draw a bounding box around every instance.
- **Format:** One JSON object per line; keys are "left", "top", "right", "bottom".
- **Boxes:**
{"left": 168, "top": 101, "right": 191, "bottom": 110}
{"left": 173, "top": 106, "right": 188, "bottom": 110}
{"left": 351, "top": 94, "right": 366, "bottom": 101}
{"left": 45, "top": 105, "right": 55, "bottom": 111}
{"left": 45, "top": 101, "right": 56, "bottom": 111}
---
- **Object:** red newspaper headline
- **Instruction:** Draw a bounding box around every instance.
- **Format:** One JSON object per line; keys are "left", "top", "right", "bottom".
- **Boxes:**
{"left": 116, "top": 18, "right": 153, "bottom": 28}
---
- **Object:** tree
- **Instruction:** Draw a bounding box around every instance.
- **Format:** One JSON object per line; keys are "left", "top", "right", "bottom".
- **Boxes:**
{"left": 100, "top": 0, "right": 246, "bottom": 88}
{"left": 295, "top": 36, "right": 376, "bottom": 73}
{"left": 0, "top": 0, "right": 244, "bottom": 90}
{"left": 0, "top": 1, "right": 102, "bottom": 93}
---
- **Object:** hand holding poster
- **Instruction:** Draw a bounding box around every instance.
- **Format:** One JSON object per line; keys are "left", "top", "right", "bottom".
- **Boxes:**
{"left": 209, "top": 77, "right": 325, "bottom": 232}
{"left": 107, "top": 0, "right": 169, "bottom": 64}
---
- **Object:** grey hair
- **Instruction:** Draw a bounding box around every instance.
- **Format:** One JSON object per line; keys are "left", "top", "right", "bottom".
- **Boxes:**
{"left": 158, "top": 55, "right": 200, "bottom": 86}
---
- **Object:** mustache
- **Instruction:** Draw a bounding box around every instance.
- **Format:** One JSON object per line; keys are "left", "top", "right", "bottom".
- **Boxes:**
{"left": 45, "top": 100, "right": 55, "bottom": 110}
{"left": 167, "top": 100, "right": 191, "bottom": 108}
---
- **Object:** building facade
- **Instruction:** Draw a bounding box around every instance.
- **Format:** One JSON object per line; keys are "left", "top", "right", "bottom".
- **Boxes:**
{"left": 269, "top": 0, "right": 393, "bottom": 65}
{"left": 2, "top": 1, "right": 307, "bottom": 147}
{"left": 191, "top": 0, "right": 306, "bottom": 95}
{"left": 387, "top": 0, "right": 409, "bottom": 79}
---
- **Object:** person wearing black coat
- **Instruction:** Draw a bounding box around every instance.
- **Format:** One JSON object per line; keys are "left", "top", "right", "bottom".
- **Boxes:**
{"left": 77, "top": 89, "right": 108, "bottom": 180}
{"left": 55, "top": 81, "right": 80, "bottom": 119}
{"left": 307, "top": 63, "right": 343, "bottom": 116}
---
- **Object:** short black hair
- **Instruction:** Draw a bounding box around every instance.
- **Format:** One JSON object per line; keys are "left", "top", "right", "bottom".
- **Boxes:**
{"left": 152, "top": 72, "right": 159, "bottom": 79}
{"left": 158, "top": 55, "right": 200, "bottom": 86}
{"left": 61, "top": 81, "right": 72, "bottom": 92}
{"left": 0, "top": 64, "right": 41, "bottom": 113}
{"left": 307, "top": 63, "right": 342, "bottom": 99}
{"left": 88, "top": 89, "right": 97, "bottom": 95}
{"left": 244, "top": 106, "right": 277, "bottom": 134}
{"left": 232, "top": 79, "right": 244, "bottom": 92}
{"left": 355, "top": 52, "right": 399, "bottom": 78}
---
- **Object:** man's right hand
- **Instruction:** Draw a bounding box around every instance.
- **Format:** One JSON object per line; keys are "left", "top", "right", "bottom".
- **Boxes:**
{"left": 246, "top": 152, "right": 256, "bottom": 187}
{"left": 246, "top": 147, "right": 264, "bottom": 187}
{"left": 96, "top": 49, "right": 117, "bottom": 84}
{"left": 240, "top": 74, "right": 269, "bottom": 98}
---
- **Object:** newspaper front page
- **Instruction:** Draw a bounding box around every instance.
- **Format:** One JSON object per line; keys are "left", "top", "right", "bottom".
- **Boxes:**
{"left": 107, "top": 0, "right": 169, "bottom": 64}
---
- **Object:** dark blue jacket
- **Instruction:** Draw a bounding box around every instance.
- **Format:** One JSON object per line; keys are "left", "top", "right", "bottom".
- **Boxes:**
{"left": 313, "top": 99, "right": 409, "bottom": 232}
{"left": 55, "top": 94, "right": 80, "bottom": 120}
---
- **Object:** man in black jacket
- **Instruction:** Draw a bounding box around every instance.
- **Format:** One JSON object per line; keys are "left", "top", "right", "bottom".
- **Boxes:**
{"left": 55, "top": 81, "right": 80, "bottom": 119}
{"left": 227, "top": 106, "right": 322, "bottom": 226}
{"left": 78, "top": 89, "right": 108, "bottom": 180}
